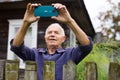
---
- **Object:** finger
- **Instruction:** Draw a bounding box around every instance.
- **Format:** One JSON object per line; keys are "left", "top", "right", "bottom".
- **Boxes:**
{"left": 30, "top": 4, "right": 34, "bottom": 10}
{"left": 27, "top": 3, "right": 31, "bottom": 10}
{"left": 59, "top": 5, "right": 66, "bottom": 10}
{"left": 52, "top": 3, "right": 62, "bottom": 9}
{"left": 31, "top": 3, "right": 41, "bottom": 10}
{"left": 31, "top": 3, "right": 41, "bottom": 7}
{"left": 51, "top": 16, "right": 58, "bottom": 20}
{"left": 36, "top": 16, "right": 40, "bottom": 20}
{"left": 38, "top": 3, "right": 41, "bottom": 6}
{"left": 51, "top": 3, "right": 55, "bottom": 5}
{"left": 57, "top": 4, "right": 65, "bottom": 9}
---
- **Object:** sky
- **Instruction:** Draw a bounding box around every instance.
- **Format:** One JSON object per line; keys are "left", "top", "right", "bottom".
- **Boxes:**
{"left": 84, "top": 0, "right": 110, "bottom": 32}
{"left": 84, "top": 0, "right": 120, "bottom": 31}
{"left": 84, "top": 0, "right": 120, "bottom": 40}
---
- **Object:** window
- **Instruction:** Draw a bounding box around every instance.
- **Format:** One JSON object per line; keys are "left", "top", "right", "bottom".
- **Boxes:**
{"left": 7, "top": 19, "right": 38, "bottom": 68}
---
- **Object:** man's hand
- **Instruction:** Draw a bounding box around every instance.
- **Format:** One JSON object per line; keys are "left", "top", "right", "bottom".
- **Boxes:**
{"left": 52, "top": 3, "right": 90, "bottom": 45}
{"left": 51, "top": 3, "right": 73, "bottom": 24}
{"left": 13, "top": 3, "right": 41, "bottom": 47}
{"left": 23, "top": 3, "right": 41, "bottom": 24}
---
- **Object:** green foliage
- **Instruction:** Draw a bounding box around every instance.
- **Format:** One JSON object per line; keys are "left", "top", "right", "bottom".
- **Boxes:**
{"left": 77, "top": 40, "right": 120, "bottom": 80}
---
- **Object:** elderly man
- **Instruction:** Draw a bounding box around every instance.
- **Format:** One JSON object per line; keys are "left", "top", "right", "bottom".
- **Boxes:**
{"left": 10, "top": 3, "right": 93, "bottom": 80}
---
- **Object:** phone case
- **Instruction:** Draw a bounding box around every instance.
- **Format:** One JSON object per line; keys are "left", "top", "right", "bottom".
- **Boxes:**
{"left": 34, "top": 6, "right": 58, "bottom": 17}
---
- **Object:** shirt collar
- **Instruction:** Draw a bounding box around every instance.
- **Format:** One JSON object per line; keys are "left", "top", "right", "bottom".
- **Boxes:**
{"left": 56, "top": 47, "right": 65, "bottom": 53}
{"left": 38, "top": 47, "right": 65, "bottom": 54}
{"left": 38, "top": 48, "right": 47, "bottom": 53}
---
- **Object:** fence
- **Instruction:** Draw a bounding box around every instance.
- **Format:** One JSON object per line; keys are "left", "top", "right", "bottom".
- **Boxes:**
{"left": 0, "top": 60, "right": 120, "bottom": 80}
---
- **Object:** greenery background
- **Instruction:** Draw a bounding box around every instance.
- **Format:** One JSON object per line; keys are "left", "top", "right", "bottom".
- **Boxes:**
{"left": 77, "top": 40, "right": 120, "bottom": 80}
{"left": 77, "top": 0, "right": 120, "bottom": 79}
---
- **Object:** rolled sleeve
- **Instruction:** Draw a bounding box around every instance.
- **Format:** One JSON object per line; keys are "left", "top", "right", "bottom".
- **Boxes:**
{"left": 79, "top": 37, "right": 93, "bottom": 54}
{"left": 10, "top": 39, "right": 35, "bottom": 61}
{"left": 72, "top": 37, "right": 93, "bottom": 64}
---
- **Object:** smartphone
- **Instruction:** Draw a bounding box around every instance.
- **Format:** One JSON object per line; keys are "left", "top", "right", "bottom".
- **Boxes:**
{"left": 34, "top": 6, "right": 58, "bottom": 17}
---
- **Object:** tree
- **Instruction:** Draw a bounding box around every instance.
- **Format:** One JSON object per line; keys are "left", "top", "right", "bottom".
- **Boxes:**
{"left": 97, "top": 0, "right": 120, "bottom": 40}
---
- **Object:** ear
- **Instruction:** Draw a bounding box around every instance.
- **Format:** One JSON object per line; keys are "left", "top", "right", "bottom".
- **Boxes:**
{"left": 62, "top": 36, "right": 66, "bottom": 43}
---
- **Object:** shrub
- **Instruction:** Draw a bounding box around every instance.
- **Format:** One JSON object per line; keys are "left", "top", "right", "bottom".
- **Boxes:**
{"left": 77, "top": 40, "right": 120, "bottom": 80}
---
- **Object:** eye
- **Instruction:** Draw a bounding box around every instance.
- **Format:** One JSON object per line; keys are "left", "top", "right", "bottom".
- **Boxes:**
{"left": 55, "top": 31, "right": 59, "bottom": 34}
{"left": 47, "top": 31, "right": 52, "bottom": 34}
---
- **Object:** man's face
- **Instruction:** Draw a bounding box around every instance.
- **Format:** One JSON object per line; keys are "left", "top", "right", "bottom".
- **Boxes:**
{"left": 45, "top": 23, "right": 66, "bottom": 48}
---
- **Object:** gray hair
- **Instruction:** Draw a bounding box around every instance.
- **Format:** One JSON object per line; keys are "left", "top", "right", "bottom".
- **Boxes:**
{"left": 45, "top": 23, "right": 65, "bottom": 36}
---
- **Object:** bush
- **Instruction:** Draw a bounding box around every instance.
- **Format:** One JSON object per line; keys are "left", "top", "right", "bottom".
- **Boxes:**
{"left": 77, "top": 40, "right": 120, "bottom": 80}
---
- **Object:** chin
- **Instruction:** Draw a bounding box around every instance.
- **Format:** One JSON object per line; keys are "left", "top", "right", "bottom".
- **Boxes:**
{"left": 47, "top": 43, "right": 56, "bottom": 45}
{"left": 49, "top": 44, "right": 57, "bottom": 46}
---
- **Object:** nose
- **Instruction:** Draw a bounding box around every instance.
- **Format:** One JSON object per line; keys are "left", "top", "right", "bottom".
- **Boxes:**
{"left": 50, "top": 32, "right": 55, "bottom": 37}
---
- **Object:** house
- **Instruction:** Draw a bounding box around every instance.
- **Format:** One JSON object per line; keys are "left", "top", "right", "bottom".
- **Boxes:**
{"left": 0, "top": 0, "right": 95, "bottom": 66}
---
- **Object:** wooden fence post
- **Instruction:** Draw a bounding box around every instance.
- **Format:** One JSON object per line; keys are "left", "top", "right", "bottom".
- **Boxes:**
{"left": 63, "top": 60, "right": 76, "bottom": 80}
{"left": 109, "top": 62, "right": 120, "bottom": 80}
{"left": 85, "top": 62, "right": 98, "bottom": 80}
{"left": 19, "top": 69, "right": 24, "bottom": 80}
{"left": 0, "top": 60, "right": 5, "bottom": 80}
{"left": 24, "top": 61, "right": 37, "bottom": 80}
{"left": 43, "top": 61, "right": 55, "bottom": 80}
{"left": 5, "top": 60, "right": 19, "bottom": 80}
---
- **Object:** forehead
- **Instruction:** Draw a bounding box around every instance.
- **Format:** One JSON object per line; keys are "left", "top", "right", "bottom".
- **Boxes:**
{"left": 46, "top": 24, "right": 62, "bottom": 32}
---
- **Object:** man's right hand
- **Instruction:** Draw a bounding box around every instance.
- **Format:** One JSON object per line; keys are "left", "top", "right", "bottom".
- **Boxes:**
{"left": 23, "top": 3, "right": 41, "bottom": 24}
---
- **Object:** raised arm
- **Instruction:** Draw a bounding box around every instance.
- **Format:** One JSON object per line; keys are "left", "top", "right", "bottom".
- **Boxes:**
{"left": 13, "top": 3, "right": 40, "bottom": 47}
{"left": 52, "top": 3, "right": 90, "bottom": 45}
{"left": 66, "top": 19, "right": 90, "bottom": 45}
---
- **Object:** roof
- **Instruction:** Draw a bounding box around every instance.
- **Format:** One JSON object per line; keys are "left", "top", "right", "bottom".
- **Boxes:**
{"left": 0, "top": 0, "right": 95, "bottom": 37}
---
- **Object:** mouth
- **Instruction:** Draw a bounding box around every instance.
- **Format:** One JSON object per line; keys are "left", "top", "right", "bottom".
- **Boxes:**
{"left": 49, "top": 39, "right": 57, "bottom": 41}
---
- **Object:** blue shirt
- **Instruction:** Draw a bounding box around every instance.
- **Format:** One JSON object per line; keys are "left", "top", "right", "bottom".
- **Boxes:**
{"left": 10, "top": 39, "right": 93, "bottom": 80}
